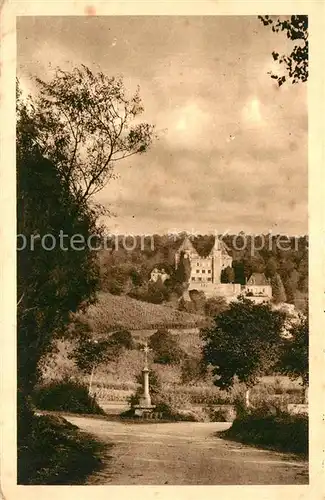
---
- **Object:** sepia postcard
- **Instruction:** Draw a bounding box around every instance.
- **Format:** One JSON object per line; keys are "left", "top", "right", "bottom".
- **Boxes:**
{"left": 0, "top": 1, "right": 324, "bottom": 499}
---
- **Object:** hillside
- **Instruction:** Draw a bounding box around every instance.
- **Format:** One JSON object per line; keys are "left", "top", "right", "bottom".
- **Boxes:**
{"left": 82, "top": 292, "right": 209, "bottom": 333}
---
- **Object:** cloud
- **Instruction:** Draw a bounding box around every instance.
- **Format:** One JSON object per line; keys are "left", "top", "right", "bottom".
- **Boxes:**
{"left": 17, "top": 16, "right": 308, "bottom": 235}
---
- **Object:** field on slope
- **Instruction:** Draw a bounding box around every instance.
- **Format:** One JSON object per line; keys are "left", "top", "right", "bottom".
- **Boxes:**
{"left": 82, "top": 292, "right": 209, "bottom": 333}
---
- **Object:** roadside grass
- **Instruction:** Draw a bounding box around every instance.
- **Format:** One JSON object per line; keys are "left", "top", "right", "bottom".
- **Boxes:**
{"left": 18, "top": 413, "right": 108, "bottom": 485}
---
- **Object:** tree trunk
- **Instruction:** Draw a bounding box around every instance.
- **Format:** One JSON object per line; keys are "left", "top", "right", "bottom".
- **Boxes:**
{"left": 245, "top": 388, "right": 251, "bottom": 408}
{"left": 304, "top": 385, "right": 308, "bottom": 404}
{"left": 88, "top": 364, "right": 95, "bottom": 395}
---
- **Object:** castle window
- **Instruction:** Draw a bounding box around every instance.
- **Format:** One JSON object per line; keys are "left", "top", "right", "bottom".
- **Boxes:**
{"left": 191, "top": 277, "right": 196, "bottom": 281}
{"left": 198, "top": 277, "right": 202, "bottom": 281}
{"left": 196, "top": 269, "right": 200, "bottom": 273}
{"left": 208, "top": 269, "right": 211, "bottom": 273}
{"left": 207, "top": 278, "right": 212, "bottom": 282}
{"left": 202, "top": 269, "right": 205, "bottom": 273}
{"left": 197, "top": 262, "right": 200, "bottom": 266}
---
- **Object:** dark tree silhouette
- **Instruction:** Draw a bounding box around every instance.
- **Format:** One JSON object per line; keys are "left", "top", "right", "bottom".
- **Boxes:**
{"left": 17, "top": 68, "right": 155, "bottom": 481}
{"left": 201, "top": 298, "right": 286, "bottom": 404}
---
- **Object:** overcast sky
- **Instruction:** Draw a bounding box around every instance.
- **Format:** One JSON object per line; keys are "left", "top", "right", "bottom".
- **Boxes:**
{"left": 17, "top": 16, "right": 307, "bottom": 236}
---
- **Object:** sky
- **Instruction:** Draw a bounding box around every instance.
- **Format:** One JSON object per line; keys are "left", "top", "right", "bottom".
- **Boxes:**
{"left": 17, "top": 16, "right": 308, "bottom": 236}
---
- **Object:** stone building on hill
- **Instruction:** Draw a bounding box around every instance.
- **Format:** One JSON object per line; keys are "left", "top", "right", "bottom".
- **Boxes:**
{"left": 242, "top": 272, "right": 272, "bottom": 304}
{"left": 175, "top": 235, "right": 241, "bottom": 301}
{"left": 150, "top": 267, "right": 170, "bottom": 283}
{"left": 174, "top": 236, "right": 273, "bottom": 303}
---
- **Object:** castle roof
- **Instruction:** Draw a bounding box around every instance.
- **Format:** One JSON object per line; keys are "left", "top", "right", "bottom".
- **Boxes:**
{"left": 175, "top": 235, "right": 231, "bottom": 258}
{"left": 247, "top": 273, "right": 270, "bottom": 286}
{"left": 175, "top": 235, "right": 197, "bottom": 254}
{"left": 210, "top": 237, "right": 231, "bottom": 257}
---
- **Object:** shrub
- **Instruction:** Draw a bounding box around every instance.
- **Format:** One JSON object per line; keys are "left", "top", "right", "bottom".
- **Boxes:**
{"left": 252, "top": 399, "right": 283, "bottom": 417}
{"left": 152, "top": 391, "right": 208, "bottom": 422}
{"left": 222, "top": 412, "right": 308, "bottom": 455}
{"left": 207, "top": 405, "right": 237, "bottom": 422}
{"left": 250, "top": 384, "right": 276, "bottom": 410}
{"left": 109, "top": 329, "right": 134, "bottom": 350}
{"left": 33, "top": 379, "right": 105, "bottom": 415}
{"left": 149, "top": 328, "right": 184, "bottom": 365}
{"left": 174, "top": 408, "right": 209, "bottom": 422}
{"left": 18, "top": 413, "right": 105, "bottom": 484}
{"left": 154, "top": 387, "right": 192, "bottom": 413}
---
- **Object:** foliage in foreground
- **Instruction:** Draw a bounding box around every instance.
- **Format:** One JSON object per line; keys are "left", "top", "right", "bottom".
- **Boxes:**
{"left": 33, "top": 379, "right": 105, "bottom": 415}
{"left": 17, "top": 111, "right": 100, "bottom": 399}
{"left": 18, "top": 414, "right": 106, "bottom": 485}
{"left": 17, "top": 63, "right": 154, "bottom": 467}
{"left": 221, "top": 407, "right": 308, "bottom": 455}
{"left": 258, "top": 15, "right": 308, "bottom": 86}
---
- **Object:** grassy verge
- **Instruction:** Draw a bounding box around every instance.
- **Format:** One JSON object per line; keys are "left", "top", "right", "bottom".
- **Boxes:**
{"left": 18, "top": 413, "right": 108, "bottom": 484}
{"left": 219, "top": 412, "right": 308, "bottom": 457}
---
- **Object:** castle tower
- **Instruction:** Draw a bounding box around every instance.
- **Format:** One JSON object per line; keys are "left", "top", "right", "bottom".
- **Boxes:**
{"left": 211, "top": 236, "right": 222, "bottom": 284}
{"left": 175, "top": 235, "right": 196, "bottom": 268}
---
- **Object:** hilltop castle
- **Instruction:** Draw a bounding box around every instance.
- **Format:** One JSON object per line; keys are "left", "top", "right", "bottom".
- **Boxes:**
{"left": 175, "top": 235, "right": 272, "bottom": 303}
{"left": 175, "top": 235, "right": 241, "bottom": 301}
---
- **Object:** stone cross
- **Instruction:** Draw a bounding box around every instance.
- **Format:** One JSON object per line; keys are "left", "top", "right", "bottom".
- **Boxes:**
{"left": 142, "top": 341, "right": 151, "bottom": 369}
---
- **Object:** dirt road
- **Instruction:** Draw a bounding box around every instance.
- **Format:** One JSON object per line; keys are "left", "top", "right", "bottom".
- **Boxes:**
{"left": 65, "top": 415, "right": 308, "bottom": 485}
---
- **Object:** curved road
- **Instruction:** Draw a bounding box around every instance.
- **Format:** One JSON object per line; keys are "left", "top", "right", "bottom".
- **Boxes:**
{"left": 65, "top": 415, "right": 308, "bottom": 485}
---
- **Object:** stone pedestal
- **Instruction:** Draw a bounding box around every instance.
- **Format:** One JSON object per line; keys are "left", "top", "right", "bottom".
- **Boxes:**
{"left": 132, "top": 366, "right": 155, "bottom": 417}
{"left": 133, "top": 405, "right": 156, "bottom": 418}
{"left": 140, "top": 367, "right": 151, "bottom": 406}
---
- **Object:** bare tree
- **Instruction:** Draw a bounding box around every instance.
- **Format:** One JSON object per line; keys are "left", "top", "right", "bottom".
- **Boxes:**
{"left": 25, "top": 65, "right": 155, "bottom": 202}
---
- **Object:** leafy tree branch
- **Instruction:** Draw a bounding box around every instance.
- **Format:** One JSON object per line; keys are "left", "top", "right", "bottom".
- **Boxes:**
{"left": 259, "top": 15, "right": 308, "bottom": 86}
